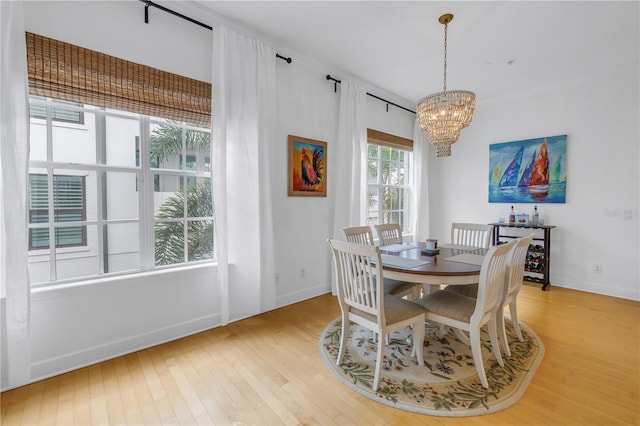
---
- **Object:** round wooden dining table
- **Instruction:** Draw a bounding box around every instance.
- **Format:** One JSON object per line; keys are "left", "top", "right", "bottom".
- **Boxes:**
{"left": 378, "top": 242, "right": 488, "bottom": 288}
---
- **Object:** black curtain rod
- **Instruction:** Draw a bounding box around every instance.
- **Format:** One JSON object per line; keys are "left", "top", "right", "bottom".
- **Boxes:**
{"left": 325, "top": 75, "right": 415, "bottom": 114}
{"left": 139, "top": 0, "right": 292, "bottom": 64}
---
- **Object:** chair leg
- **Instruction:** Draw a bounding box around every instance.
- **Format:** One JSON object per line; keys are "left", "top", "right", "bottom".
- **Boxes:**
{"left": 488, "top": 314, "right": 504, "bottom": 367}
{"left": 509, "top": 300, "right": 524, "bottom": 342}
{"left": 373, "top": 336, "right": 384, "bottom": 391}
{"left": 337, "top": 314, "right": 349, "bottom": 365}
{"left": 469, "top": 328, "right": 489, "bottom": 389}
{"left": 453, "top": 327, "right": 471, "bottom": 345}
{"left": 497, "top": 307, "right": 511, "bottom": 357}
{"left": 412, "top": 321, "right": 425, "bottom": 366}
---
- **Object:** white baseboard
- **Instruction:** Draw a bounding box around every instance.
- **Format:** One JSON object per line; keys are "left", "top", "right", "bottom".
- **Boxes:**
{"left": 28, "top": 312, "right": 221, "bottom": 386}
{"left": 275, "top": 281, "right": 332, "bottom": 308}
{"left": 551, "top": 277, "right": 640, "bottom": 301}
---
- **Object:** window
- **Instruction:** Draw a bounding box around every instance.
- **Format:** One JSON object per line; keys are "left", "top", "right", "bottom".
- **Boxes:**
{"left": 28, "top": 174, "right": 86, "bottom": 250}
{"left": 29, "top": 97, "right": 84, "bottom": 124}
{"left": 28, "top": 97, "right": 213, "bottom": 286}
{"left": 25, "top": 33, "right": 213, "bottom": 287}
{"left": 366, "top": 129, "right": 413, "bottom": 232}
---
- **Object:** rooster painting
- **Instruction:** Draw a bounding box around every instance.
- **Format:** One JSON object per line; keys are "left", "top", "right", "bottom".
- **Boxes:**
{"left": 288, "top": 136, "right": 327, "bottom": 196}
{"left": 300, "top": 147, "right": 323, "bottom": 190}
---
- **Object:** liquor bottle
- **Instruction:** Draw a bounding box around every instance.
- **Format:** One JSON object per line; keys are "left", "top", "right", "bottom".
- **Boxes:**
{"left": 532, "top": 206, "right": 539, "bottom": 227}
{"left": 508, "top": 206, "right": 516, "bottom": 226}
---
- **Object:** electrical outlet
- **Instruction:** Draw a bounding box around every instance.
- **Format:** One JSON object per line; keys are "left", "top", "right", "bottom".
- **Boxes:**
{"left": 299, "top": 269, "right": 305, "bottom": 279}
{"left": 594, "top": 264, "right": 603, "bottom": 274}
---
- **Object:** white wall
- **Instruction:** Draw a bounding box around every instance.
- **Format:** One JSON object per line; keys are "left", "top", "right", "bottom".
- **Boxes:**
{"left": 3, "top": 0, "right": 416, "bottom": 388}
{"left": 29, "top": 264, "right": 220, "bottom": 382}
{"left": 428, "top": 64, "right": 640, "bottom": 301}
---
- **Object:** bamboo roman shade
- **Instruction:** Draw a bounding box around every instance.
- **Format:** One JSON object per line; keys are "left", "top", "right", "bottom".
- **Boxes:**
{"left": 367, "top": 128, "right": 413, "bottom": 151}
{"left": 26, "top": 32, "right": 211, "bottom": 126}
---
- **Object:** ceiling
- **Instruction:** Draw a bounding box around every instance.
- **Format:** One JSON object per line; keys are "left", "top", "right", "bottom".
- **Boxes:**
{"left": 190, "top": 1, "right": 639, "bottom": 107}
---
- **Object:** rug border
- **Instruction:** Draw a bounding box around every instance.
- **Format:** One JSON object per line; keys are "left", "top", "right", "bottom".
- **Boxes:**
{"left": 318, "top": 315, "right": 545, "bottom": 417}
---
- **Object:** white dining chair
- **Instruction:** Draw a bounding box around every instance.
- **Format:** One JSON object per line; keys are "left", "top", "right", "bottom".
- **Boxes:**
{"left": 451, "top": 223, "right": 494, "bottom": 249}
{"left": 446, "top": 234, "right": 535, "bottom": 356}
{"left": 428, "top": 222, "right": 494, "bottom": 306}
{"left": 342, "top": 226, "right": 417, "bottom": 300}
{"left": 374, "top": 223, "right": 403, "bottom": 246}
{"left": 416, "top": 239, "right": 517, "bottom": 389}
{"left": 342, "top": 225, "right": 375, "bottom": 245}
{"left": 327, "top": 238, "right": 426, "bottom": 391}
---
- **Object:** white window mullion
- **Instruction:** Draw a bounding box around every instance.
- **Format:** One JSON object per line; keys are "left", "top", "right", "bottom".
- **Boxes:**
{"left": 45, "top": 100, "right": 58, "bottom": 282}
{"left": 182, "top": 127, "right": 188, "bottom": 264}
{"left": 95, "top": 110, "right": 106, "bottom": 276}
{"left": 138, "top": 117, "right": 154, "bottom": 270}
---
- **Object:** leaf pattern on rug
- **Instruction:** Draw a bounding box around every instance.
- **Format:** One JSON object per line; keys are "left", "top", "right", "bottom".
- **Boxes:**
{"left": 320, "top": 317, "right": 544, "bottom": 416}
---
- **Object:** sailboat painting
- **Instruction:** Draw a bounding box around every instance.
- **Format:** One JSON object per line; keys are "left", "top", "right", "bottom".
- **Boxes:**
{"left": 489, "top": 135, "right": 567, "bottom": 203}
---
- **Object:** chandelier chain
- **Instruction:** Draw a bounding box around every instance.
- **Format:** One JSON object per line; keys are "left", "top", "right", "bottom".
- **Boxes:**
{"left": 443, "top": 22, "right": 448, "bottom": 93}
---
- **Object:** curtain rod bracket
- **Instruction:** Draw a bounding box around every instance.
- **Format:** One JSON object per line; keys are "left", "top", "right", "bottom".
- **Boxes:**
{"left": 276, "top": 54, "right": 292, "bottom": 64}
{"left": 326, "top": 74, "right": 339, "bottom": 93}
{"left": 144, "top": 3, "right": 149, "bottom": 24}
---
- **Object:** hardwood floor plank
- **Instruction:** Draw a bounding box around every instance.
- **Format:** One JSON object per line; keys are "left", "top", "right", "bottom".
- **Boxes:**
{"left": 1, "top": 285, "right": 639, "bottom": 425}
{"left": 36, "top": 375, "right": 59, "bottom": 424}
{"left": 54, "top": 374, "right": 74, "bottom": 426}
{"left": 20, "top": 381, "right": 44, "bottom": 425}
{"left": 70, "top": 367, "right": 91, "bottom": 425}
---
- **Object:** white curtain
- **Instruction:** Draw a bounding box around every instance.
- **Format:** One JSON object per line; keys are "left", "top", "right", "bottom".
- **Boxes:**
{"left": 411, "top": 119, "right": 431, "bottom": 241}
{"left": 0, "top": 0, "right": 31, "bottom": 388}
{"left": 211, "top": 25, "right": 276, "bottom": 324}
{"left": 331, "top": 80, "right": 367, "bottom": 294}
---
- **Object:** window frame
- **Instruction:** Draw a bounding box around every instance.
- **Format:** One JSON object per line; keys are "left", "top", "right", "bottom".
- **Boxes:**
{"left": 366, "top": 129, "right": 413, "bottom": 233}
{"left": 27, "top": 97, "right": 214, "bottom": 288}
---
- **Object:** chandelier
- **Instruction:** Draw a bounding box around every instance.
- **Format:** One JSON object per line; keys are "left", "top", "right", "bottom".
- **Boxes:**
{"left": 417, "top": 13, "right": 476, "bottom": 158}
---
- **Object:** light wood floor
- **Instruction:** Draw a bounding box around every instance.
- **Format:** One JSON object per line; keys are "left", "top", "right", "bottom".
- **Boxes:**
{"left": 2, "top": 284, "right": 639, "bottom": 425}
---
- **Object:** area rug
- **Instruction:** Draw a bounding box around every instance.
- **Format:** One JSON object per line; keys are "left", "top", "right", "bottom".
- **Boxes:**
{"left": 319, "top": 316, "right": 544, "bottom": 416}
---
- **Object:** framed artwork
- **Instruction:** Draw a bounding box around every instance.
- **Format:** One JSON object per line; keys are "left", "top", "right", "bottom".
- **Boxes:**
{"left": 516, "top": 213, "right": 530, "bottom": 227}
{"left": 489, "top": 134, "right": 567, "bottom": 203}
{"left": 288, "top": 135, "right": 327, "bottom": 197}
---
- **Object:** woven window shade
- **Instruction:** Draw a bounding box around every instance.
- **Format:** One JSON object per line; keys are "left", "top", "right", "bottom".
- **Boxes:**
{"left": 367, "top": 128, "right": 413, "bottom": 151}
{"left": 26, "top": 32, "right": 211, "bottom": 126}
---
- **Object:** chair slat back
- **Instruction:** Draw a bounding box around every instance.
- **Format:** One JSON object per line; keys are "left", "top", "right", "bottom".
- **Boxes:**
{"left": 374, "top": 223, "right": 403, "bottom": 245}
{"left": 505, "top": 234, "right": 536, "bottom": 301}
{"left": 328, "top": 239, "right": 381, "bottom": 317}
{"left": 451, "top": 223, "right": 494, "bottom": 248}
{"left": 473, "top": 239, "right": 516, "bottom": 320}
{"left": 343, "top": 226, "right": 375, "bottom": 246}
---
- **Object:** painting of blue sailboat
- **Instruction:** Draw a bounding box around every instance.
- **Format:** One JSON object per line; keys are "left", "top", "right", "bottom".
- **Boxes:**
{"left": 489, "top": 135, "right": 567, "bottom": 203}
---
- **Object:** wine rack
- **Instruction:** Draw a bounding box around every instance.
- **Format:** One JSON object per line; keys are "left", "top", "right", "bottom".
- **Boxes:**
{"left": 489, "top": 223, "right": 555, "bottom": 290}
